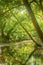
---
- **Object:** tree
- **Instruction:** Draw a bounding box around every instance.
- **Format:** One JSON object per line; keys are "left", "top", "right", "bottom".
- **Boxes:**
{"left": 0, "top": 0, "right": 43, "bottom": 65}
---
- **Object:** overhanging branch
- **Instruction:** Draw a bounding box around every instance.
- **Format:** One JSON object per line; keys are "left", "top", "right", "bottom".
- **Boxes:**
{"left": 22, "top": 48, "right": 37, "bottom": 65}
{"left": 0, "top": 4, "right": 24, "bottom": 17}
{"left": 12, "top": 13, "right": 41, "bottom": 47}
{"left": 23, "top": 0, "right": 43, "bottom": 43}
{"left": 0, "top": 0, "right": 35, "bottom": 17}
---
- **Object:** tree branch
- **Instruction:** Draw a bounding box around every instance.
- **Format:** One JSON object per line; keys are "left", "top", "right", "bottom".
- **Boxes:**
{"left": 0, "top": 4, "right": 24, "bottom": 17}
{"left": 22, "top": 48, "right": 37, "bottom": 65}
{"left": 0, "top": 0, "right": 36, "bottom": 17}
{"left": 23, "top": 0, "right": 43, "bottom": 43}
{"left": 12, "top": 13, "right": 41, "bottom": 47}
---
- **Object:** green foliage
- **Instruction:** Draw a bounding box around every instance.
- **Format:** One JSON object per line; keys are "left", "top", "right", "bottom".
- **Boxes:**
{"left": 0, "top": 0, "right": 43, "bottom": 65}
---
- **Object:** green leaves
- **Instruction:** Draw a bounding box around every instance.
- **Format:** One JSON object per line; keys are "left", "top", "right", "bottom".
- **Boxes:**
{"left": 0, "top": 0, "right": 43, "bottom": 65}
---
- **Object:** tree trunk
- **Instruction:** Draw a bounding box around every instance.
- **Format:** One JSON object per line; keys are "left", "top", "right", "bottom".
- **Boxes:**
{"left": 23, "top": 0, "right": 43, "bottom": 43}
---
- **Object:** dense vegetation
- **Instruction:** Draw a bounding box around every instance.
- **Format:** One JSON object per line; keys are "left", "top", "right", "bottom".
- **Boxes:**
{"left": 0, "top": 0, "right": 43, "bottom": 65}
